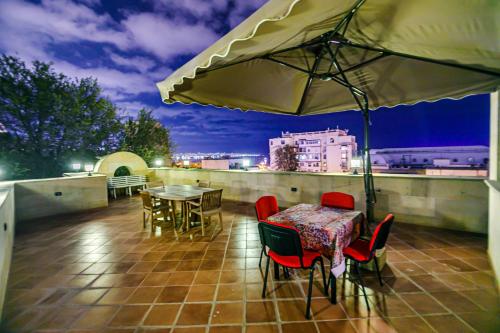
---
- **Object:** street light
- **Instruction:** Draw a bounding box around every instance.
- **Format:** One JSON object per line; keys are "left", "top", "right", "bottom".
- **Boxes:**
{"left": 242, "top": 159, "right": 250, "bottom": 171}
{"left": 154, "top": 158, "right": 163, "bottom": 167}
{"left": 71, "top": 162, "right": 81, "bottom": 171}
{"left": 84, "top": 163, "right": 94, "bottom": 176}
{"left": 350, "top": 157, "right": 362, "bottom": 175}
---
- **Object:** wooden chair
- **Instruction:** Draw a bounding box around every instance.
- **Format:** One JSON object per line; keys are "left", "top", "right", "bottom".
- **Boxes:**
{"left": 187, "top": 189, "right": 223, "bottom": 238}
{"left": 140, "top": 191, "right": 172, "bottom": 232}
{"left": 198, "top": 180, "right": 210, "bottom": 188}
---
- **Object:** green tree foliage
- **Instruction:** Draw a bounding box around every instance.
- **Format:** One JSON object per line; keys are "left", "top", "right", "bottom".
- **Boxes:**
{"left": 274, "top": 144, "right": 299, "bottom": 171}
{"left": 121, "top": 109, "right": 174, "bottom": 166}
{"left": 0, "top": 55, "right": 123, "bottom": 179}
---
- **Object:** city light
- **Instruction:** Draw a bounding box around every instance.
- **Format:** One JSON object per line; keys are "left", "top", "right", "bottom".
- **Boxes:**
{"left": 154, "top": 159, "right": 163, "bottom": 167}
{"left": 84, "top": 163, "right": 94, "bottom": 176}
{"left": 350, "top": 158, "right": 362, "bottom": 168}
{"left": 71, "top": 162, "right": 81, "bottom": 171}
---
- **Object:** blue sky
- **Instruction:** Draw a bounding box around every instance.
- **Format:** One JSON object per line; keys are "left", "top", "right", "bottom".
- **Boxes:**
{"left": 0, "top": 0, "right": 490, "bottom": 154}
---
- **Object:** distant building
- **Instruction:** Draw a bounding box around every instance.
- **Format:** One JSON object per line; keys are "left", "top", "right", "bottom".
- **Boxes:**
{"left": 269, "top": 128, "right": 357, "bottom": 172}
{"left": 370, "top": 146, "right": 489, "bottom": 176}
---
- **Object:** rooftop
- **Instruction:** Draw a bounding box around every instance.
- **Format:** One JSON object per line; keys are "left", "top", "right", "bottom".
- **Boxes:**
{"left": 2, "top": 196, "right": 498, "bottom": 333}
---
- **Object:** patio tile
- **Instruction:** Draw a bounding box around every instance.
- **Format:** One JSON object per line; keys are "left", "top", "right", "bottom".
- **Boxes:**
{"left": 246, "top": 301, "right": 276, "bottom": 323}
{"left": 109, "top": 305, "right": 150, "bottom": 326}
{"left": 277, "top": 299, "right": 308, "bottom": 321}
{"left": 143, "top": 304, "right": 180, "bottom": 326}
{"left": 423, "top": 314, "right": 475, "bottom": 333}
{"left": 211, "top": 302, "right": 243, "bottom": 324}
{"left": 3, "top": 197, "right": 496, "bottom": 333}
{"left": 176, "top": 303, "right": 212, "bottom": 325}
{"left": 126, "top": 286, "right": 162, "bottom": 303}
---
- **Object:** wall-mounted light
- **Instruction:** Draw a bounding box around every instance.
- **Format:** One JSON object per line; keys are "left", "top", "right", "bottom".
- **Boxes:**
{"left": 154, "top": 159, "right": 163, "bottom": 167}
{"left": 71, "top": 162, "right": 81, "bottom": 171}
{"left": 183, "top": 160, "right": 190, "bottom": 167}
{"left": 84, "top": 163, "right": 94, "bottom": 176}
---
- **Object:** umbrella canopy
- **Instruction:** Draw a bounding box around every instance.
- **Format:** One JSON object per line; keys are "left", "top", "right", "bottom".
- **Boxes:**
{"left": 156, "top": 0, "right": 500, "bottom": 223}
{"left": 156, "top": 0, "right": 499, "bottom": 114}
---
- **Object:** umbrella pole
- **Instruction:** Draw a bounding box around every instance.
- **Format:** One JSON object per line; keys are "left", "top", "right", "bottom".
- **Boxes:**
{"left": 362, "top": 107, "right": 375, "bottom": 226}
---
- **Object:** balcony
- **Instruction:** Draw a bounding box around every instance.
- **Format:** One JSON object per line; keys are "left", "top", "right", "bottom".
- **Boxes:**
{"left": 0, "top": 170, "right": 499, "bottom": 332}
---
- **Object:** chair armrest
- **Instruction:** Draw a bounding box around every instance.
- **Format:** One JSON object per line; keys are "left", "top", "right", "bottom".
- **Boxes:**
{"left": 186, "top": 200, "right": 201, "bottom": 207}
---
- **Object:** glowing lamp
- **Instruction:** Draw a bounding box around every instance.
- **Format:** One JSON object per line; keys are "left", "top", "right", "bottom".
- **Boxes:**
{"left": 84, "top": 163, "right": 94, "bottom": 176}
{"left": 71, "top": 162, "right": 81, "bottom": 171}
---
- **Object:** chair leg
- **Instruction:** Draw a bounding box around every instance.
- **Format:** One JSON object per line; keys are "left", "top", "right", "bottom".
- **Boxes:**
{"left": 319, "top": 257, "right": 328, "bottom": 296}
{"left": 200, "top": 212, "right": 205, "bottom": 236}
{"left": 305, "top": 264, "right": 315, "bottom": 319}
{"left": 259, "top": 247, "right": 264, "bottom": 268}
{"left": 354, "top": 262, "right": 370, "bottom": 311}
{"left": 374, "top": 256, "right": 383, "bottom": 286}
{"left": 262, "top": 256, "right": 271, "bottom": 298}
{"left": 142, "top": 211, "right": 146, "bottom": 228}
{"left": 218, "top": 211, "right": 223, "bottom": 231}
{"left": 283, "top": 266, "right": 290, "bottom": 279}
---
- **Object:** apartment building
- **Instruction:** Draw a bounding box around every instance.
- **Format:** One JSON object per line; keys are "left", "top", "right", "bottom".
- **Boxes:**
{"left": 269, "top": 128, "right": 357, "bottom": 172}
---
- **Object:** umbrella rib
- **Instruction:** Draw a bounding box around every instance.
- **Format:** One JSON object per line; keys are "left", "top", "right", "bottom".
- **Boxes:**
{"left": 340, "top": 40, "right": 500, "bottom": 77}
{"left": 263, "top": 56, "right": 312, "bottom": 74}
{"left": 295, "top": 52, "right": 324, "bottom": 115}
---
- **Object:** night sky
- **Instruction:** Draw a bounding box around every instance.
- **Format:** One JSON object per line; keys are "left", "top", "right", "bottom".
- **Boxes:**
{"left": 0, "top": 0, "right": 490, "bottom": 154}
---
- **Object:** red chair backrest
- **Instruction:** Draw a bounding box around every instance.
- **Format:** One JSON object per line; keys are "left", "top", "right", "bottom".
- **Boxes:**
{"left": 369, "top": 214, "right": 395, "bottom": 253}
{"left": 320, "top": 192, "right": 355, "bottom": 210}
{"left": 258, "top": 221, "right": 305, "bottom": 267}
{"left": 255, "top": 196, "right": 279, "bottom": 221}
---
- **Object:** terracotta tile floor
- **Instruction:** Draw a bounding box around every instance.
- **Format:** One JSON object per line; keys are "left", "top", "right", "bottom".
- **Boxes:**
{"left": 2, "top": 197, "right": 499, "bottom": 333}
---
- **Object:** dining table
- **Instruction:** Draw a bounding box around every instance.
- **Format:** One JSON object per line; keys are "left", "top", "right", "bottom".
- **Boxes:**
{"left": 145, "top": 185, "right": 214, "bottom": 233}
{"left": 267, "top": 203, "right": 364, "bottom": 303}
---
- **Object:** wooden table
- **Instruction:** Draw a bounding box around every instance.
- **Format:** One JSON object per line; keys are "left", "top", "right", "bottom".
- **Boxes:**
{"left": 268, "top": 203, "right": 363, "bottom": 303}
{"left": 146, "top": 185, "right": 214, "bottom": 233}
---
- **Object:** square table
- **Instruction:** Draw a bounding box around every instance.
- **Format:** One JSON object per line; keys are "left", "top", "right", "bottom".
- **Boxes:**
{"left": 146, "top": 185, "right": 214, "bottom": 233}
{"left": 267, "top": 203, "right": 363, "bottom": 303}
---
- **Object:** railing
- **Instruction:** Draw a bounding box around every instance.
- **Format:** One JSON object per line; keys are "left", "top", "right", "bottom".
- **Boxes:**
{"left": 0, "top": 183, "right": 15, "bottom": 316}
{"left": 152, "top": 167, "right": 489, "bottom": 234}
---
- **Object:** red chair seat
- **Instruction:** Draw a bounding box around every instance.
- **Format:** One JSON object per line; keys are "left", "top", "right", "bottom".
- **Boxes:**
{"left": 268, "top": 249, "right": 321, "bottom": 268}
{"left": 343, "top": 238, "right": 371, "bottom": 262}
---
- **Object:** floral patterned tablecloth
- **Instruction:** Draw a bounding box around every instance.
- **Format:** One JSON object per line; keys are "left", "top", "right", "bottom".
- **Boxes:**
{"left": 267, "top": 203, "right": 363, "bottom": 276}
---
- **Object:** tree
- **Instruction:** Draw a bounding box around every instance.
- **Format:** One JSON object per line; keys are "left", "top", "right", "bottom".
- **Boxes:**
{"left": 121, "top": 109, "right": 173, "bottom": 166}
{"left": 274, "top": 144, "right": 299, "bottom": 171}
{"left": 0, "top": 55, "right": 123, "bottom": 179}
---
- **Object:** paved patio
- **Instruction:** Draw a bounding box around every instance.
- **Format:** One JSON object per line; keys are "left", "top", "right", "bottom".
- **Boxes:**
{"left": 1, "top": 197, "right": 498, "bottom": 333}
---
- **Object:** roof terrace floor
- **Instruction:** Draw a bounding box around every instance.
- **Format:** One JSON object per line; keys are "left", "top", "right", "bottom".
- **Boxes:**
{"left": 2, "top": 197, "right": 499, "bottom": 332}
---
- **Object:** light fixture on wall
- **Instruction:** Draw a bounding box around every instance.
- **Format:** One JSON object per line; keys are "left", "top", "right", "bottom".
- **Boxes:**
{"left": 154, "top": 158, "right": 164, "bottom": 167}
{"left": 183, "top": 160, "right": 190, "bottom": 168}
{"left": 71, "top": 162, "right": 81, "bottom": 171}
{"left": 242, "top": 159, "right": 250, "bottom": 171}
{"left": 84, "top": 163, "right": 94, "bottom": 176}
{"left": 350, "top": 157, "right": 363, "bottom": 175}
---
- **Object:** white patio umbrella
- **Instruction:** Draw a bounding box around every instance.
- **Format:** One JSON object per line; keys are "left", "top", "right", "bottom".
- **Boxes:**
{"left": 156, "top": 0, "right": 500, "bottom": 222}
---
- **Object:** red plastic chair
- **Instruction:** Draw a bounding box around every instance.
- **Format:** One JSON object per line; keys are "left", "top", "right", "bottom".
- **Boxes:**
{"left": 320, "top": 192, "right": 355, "bottom": 210}
{"left": 255, "top": 196, "right": 280, "bottom": 268}
{"left": 258, "top": 221, "right": 327, "bottom": 319}
{"left": 255, "top": 196, "right": 279, "bottom": 221}
{"left": 342, "top": 214, "right": 395, "bottom": 310}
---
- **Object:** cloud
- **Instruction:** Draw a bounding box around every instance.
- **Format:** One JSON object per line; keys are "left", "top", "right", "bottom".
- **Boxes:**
{"left": 121, "top": 13, "right": 220, "bottom": 60}
{"left": 108, "top": 52, "right": 156, "bottom": 73}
